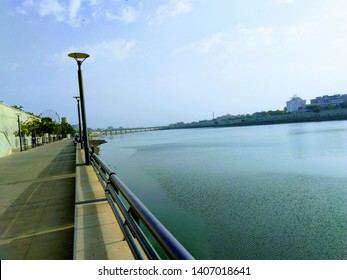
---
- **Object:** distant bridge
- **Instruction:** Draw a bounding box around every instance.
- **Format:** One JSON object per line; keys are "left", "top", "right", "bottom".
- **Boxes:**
{"left": 101, "top": 126, "right": 167, "bottom": 135}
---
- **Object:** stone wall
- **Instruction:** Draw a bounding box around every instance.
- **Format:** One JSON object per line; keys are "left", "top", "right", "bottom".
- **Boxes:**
{"left": 0, "top": 103, "right": 35, "bottom": 157}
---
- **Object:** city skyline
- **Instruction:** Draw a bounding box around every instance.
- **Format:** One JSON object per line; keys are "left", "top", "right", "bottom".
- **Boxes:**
{"left": 3, "top": 91, "right": 345, "bottom": 129}
{"left": 1, "top": 0, "right": 347, "bottom": 128}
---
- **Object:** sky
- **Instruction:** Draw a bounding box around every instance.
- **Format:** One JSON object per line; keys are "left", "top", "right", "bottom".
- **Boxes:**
{"left": 1, "top": 0, "right": 347, "bottom": 128}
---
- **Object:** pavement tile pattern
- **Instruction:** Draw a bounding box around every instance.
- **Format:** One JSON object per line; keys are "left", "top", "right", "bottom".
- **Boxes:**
{"left": 0, "top": 140, "right": 75, "bottom": 259}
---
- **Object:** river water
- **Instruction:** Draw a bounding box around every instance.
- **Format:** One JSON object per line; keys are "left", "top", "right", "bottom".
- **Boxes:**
{"left": 99, "top": 121, "right": 347, "bottom": 260}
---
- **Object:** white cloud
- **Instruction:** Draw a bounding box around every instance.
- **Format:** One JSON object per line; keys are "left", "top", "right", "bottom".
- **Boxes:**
{"left": 16, "top": 0, "right": 35, "bottom": 15}
{"left": 324, "top": 8, "right": 347, "bottom": 33}
{"left": 237, "top": 25, "right": 276, "bottom": 49}
{"left": 325, "top": 10, "right": 347, "bottom": 19}
{"left": 105, "top": 5, "right": 138, "bottom": 23}
{"left": 285, "top": 23, "right": 315, "bottom": 42}
{"left": 38, "top": 0, "right": 66, "bottom": 21}
{"left": 37, "top": 0, "right": 84, "bottom": 27}
{"left": 68, "top": 0, "right": 83, "bottom": 26}
{"left": 196, "top": 32, "right": 228, "bottom": 54}
{"left": 156, "top": 0, "right": 192, "bottom": 18}
{"left": 17, "top": 0, "right": 68, "bottom": 22}
{"left": 121, "top": 5, "right": 138, "bottom": 23}
{"left": 176, "top": 25, "right": 277, "bottom": 57}
{"left": 16, "top": 0, "right": 140, "bottom": 26}
{"left": 88, "top": 0, "right": 99, "bottom": 5}
{"left": 105, "top": 10, "right": 117, "bottom": 21}
{"left": 55, "top": 39, "right": 136, "bottom": 66}
{"left": 89, "top": 40, "right": 136, "bottom": 61}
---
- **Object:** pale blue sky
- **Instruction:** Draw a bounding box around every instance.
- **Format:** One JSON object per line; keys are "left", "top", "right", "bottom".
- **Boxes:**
{"left": 1, "top": 0, "right": 347, "bottom": 128}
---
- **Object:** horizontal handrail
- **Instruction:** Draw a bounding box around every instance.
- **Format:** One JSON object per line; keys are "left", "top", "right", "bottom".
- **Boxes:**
{"left": 89, "top": 150, "right": 195, "bottom": 260}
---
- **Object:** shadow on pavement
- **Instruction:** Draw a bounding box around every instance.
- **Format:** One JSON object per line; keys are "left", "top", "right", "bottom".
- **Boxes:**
{"left": 0, "top": 142, "right": 76, "bottom": 259}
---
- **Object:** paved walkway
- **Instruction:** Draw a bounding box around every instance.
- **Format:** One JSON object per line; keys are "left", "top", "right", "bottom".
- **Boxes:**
{"left": 0, "top": 140, "right": 76, "bottom": 259}
{"left": 0, "top": 139, "right": 134, "bottom": 260}
{"left": 74, "top": 146, "right": 134, "bottom": 260}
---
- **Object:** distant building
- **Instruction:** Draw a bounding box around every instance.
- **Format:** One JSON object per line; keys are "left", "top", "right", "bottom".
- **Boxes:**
{"left": 286, "top": 95, "right": 306, "bottom": 113}
{"left": 310, "top": 94, "right": 347, "bottom": 107}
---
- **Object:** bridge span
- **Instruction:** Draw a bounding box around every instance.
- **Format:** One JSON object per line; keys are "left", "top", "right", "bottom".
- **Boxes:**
{"left": 101, "top": 126, "right": 167, "bottom": 135}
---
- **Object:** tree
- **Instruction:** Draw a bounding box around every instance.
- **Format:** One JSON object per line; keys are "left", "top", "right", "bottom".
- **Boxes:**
{"left": 20, "top": 118, "right": 41, "bottom": 137}
{"left": 59, "top": 122, "right": 75, "bottom": 137}
{"left": 18, "top": 117, "right": 58, "bottom": 137}
{"left": 313, "top": 107, "right": 321, "bottom": 113}
{"left": 40, "top": 118, "right": 56, "bottom": 135}
{"left": 11, "top": 105, "right": 24, "bottom": 111}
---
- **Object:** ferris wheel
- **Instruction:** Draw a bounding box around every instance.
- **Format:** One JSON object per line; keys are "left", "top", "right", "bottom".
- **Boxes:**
{"left": 40, "top": 109, "right": 61, "bottom": 123}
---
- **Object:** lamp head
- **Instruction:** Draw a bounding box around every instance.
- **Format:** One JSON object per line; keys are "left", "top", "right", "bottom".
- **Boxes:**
{"left": 68, "top": 52, "right": 89, "bottom": 63}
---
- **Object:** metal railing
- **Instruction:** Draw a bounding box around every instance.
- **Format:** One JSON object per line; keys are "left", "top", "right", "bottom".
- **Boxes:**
{"left": 89, "top": 150, "right": 195, "bottom": 260}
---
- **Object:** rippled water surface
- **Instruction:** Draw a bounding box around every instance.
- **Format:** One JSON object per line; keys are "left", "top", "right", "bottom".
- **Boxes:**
{"left": 99, "top": 121, "right": 347, "bottom": 259}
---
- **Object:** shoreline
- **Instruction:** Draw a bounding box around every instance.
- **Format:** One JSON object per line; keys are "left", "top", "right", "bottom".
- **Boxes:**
{"left": 89, "top": 139, "right": 107, "bottom": 154}
{"left": 168, "top": 108, "right": 347, "bottom": 130}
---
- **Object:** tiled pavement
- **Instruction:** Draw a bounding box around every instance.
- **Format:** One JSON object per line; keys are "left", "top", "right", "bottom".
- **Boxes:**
{"left": 0, "top": 140, "right": 75, "bottom": 259}
{"left": 0, "top": 139, "right": 134, "bottom": 260}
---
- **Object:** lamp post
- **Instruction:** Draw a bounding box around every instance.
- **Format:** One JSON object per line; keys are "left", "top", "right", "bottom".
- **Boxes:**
{"left": 68, "top": 52, "right": 90, "bottom": 165}
{"left": 16, "top": 114, "right": 23, "bottom": 152}
{"left": 73, "top": 96, "right": 83, "bottom": 149}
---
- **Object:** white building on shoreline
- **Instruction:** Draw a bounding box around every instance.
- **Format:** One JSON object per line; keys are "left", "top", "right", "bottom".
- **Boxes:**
{"left": 286, "top": 95, "right": 306, "bottom": 113}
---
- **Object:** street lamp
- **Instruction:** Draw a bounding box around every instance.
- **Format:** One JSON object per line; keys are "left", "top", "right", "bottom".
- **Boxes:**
{"left": 16, "top": 114, "right": 23, "bottom": 152}
{"left": 68, "top": 52, "right": 90, "bottom": 165}
{"left": 73, "top": 96, "right": 83, "bottom": 149}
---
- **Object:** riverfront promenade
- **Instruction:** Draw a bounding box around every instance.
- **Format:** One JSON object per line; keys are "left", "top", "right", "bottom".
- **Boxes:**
{"left": 0, "top": 139, "right": 134, "bottom": 260}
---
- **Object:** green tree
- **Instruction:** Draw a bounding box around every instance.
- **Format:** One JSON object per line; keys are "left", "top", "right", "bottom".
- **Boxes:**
{"left": 11, "top": 105, "right": 24, "bottom": 111}
{"left": 60, "top": 122, "right": 75, "bottom": 136}
{"left": 313, "top": 107, "right": 321, "bottom": 113}
{"left": 18, "top": 117, "right": 75, "bottom": 137}
{"left": 18, "top": 117, "right": 55, "bottom": 137}
{"left": 40, "top": 117, "right": 56, "bottom": 135}
{"left": 20, "top": 118, "right": 41, "bottom": 137}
